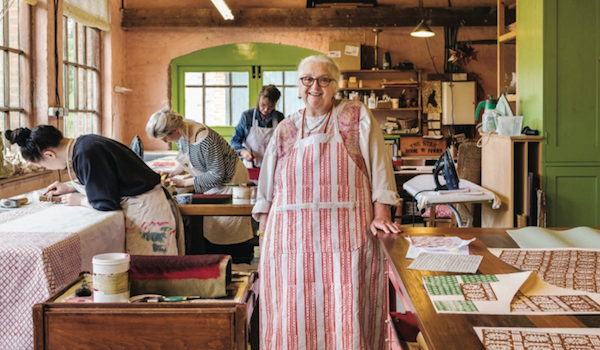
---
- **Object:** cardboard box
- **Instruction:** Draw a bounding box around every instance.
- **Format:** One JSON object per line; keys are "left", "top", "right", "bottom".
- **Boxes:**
{"left": 328, "top": 42, "right": 361, "bottom": 70}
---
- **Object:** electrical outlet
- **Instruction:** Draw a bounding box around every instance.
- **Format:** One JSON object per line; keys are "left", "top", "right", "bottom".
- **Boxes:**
{"left": 48, "top": 107, "right": 68, "bottom": 117}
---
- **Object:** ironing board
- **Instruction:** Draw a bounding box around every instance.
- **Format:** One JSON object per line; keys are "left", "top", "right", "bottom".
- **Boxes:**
{"left": 403, "top": 174, "right": 501, "bottom": 227}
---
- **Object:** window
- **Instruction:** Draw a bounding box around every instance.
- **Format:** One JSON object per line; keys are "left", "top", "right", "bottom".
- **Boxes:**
{"left": 62, "top": 16, "right": 100, "bottom": 138}
{"left": 0, "top": 0, "right": 25, "bottom": 135}
{"left": 262, "top": 69, "right": 304, "bottom": 117}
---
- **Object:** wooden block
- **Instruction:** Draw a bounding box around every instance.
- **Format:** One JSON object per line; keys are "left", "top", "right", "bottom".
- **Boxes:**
{"left": 400, "top": 137, "right": 445, "bottom": 157}
{"left": 39, "top": 195, "right": 61, "bottom": 203}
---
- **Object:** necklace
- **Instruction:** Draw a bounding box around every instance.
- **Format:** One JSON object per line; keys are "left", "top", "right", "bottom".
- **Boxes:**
{"left": 302, "top": 106, "right": 333, "bottom": 137}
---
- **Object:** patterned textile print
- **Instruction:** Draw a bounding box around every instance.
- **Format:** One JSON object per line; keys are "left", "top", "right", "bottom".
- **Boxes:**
{"left": 482, "top": 329, "right": 600, "bottom": 350}
{"left": 261, "top": 109, "right": 385, "bottom": 349}
{"left": 499, "top": 250, "right": 600, "bottom": 293}
{"left": 336, "top": 101, "right": 368, "bottom": 178}
{"left": 0, "top": 231, "right": 80, "bottom": 350}
{"left": 0, "top": 202, "right": 53, "bottom": 225}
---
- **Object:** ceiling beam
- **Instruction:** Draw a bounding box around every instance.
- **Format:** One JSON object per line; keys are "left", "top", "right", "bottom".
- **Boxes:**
{"left": 121, "top": 7, "right": 500, "bottom": 29}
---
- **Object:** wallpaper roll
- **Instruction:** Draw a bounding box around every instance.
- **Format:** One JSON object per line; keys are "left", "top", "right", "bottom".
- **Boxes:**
{"left": 129, "top": 254, "right": 232, "bottom": 299}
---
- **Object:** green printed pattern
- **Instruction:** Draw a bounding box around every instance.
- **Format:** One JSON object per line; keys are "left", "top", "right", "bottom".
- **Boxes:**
{"left": 434, "top": 300, "right": 479, "bottom": 312}
{"left": 423, "top": 275, "right": 462, "bottom": 295}
{"left": 460, "top": 274, "right": 499, "bottom": 283}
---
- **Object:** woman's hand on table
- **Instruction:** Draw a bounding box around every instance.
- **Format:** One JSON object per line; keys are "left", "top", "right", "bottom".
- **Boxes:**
{"left": 60, "top": 193, "right": 89, "bottom": 207}
{"left": 44, "top": 181, "right": 76, "bottom": 197}
{"left": 240, "top": 149, "right": 255, "bottom": 162}
{"left": 370, "top": 216, "right": 402, "bottom": 235}
{"left": 167, "top": 177, "right": 192, "bottom": 188}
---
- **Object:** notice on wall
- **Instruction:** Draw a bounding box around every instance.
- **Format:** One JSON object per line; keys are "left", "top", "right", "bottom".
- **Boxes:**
{"left": 400, "top": 137, "right": 445, "bottom": 157}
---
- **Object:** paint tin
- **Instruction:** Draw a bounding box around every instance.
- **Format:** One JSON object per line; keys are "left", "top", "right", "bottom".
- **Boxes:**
{"left": 92, "top": 253, "right": 130, "bottom": 303}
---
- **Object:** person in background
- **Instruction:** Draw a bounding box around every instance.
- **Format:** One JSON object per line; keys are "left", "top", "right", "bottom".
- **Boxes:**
{"left": 5, "top": 126, "right": 179, "bottom": 255}
{"left": 230, "top": 85, "right": 285, "bottom": 168}
{"left": 252, "top": 55, "right": 402, "bottom": 349}
{"left": 146, "top": 107, "right": 253, "bottom": 263}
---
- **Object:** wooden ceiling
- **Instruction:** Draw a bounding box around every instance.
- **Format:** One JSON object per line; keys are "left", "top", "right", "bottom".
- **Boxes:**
{"left": 120, "top": 0, "right": 509, "bottom": 29}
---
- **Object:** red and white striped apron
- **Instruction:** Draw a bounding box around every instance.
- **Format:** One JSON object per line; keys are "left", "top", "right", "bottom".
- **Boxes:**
{"left": 260, "top": 105, "right": 387, "bottom": 350}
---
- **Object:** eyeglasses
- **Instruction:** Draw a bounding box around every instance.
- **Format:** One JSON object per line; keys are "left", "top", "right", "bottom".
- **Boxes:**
{"left": 300, "top": 76, "right": 336, "bottom": 88}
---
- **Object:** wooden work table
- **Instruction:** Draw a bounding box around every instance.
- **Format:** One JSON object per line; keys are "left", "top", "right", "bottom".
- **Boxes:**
{"left": 378, "top": 227, "right": 600, "bottom": 350}
{"left": 178, "top": 204, "right": 254, "bottom": 216}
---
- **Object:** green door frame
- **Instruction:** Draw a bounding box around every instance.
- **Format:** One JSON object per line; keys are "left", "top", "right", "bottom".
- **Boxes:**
{"left": 170, "top": 43, "right": 321, "bottom": 140}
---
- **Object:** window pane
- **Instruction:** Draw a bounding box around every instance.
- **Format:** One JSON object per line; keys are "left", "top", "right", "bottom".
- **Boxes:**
{"left": 0, "top": 53, "right": 4, "bottom": 106}
{"left": 284, "top": 71, "right": 297, "bottom": 83}
{"left": 284, "top": 87, "right": 303, "bottom": 116}
{"left": 184, "top": 87, "right": 203, "bottom": 122}
{"left": 8, "top": 52, "right": 19, "bottom": 107}
{"left": 87, "top": 70, "right": 95, "bottom": 110}
{"left": 0, "top": 12, "right": 4, "bottom": 47}
{"left": 205, "top": 88, "right": 227, "bottom": 125}
{"left": 231, "top": 72, "right": 248, "bottom": 86}
{"left": 205, "top": 72, "right": 228, "bottom": 86}
{"left": 68, "top": 65, "right": 76, "bottom": 108}
{"left": 78, "top": 67, "right": 85, "bottom": 109}
{"left": 231, "top": 87, "right": 248, "bottom": 126}
{"left": 185, "top": 72, "right": 203, "bottom": 86}
{"left": 67, "top": 18, "right": 76, "bottom": 62}
{"left": 8, "top": 110, "right": 23, "bottom": 130}
{"left": 78, "top": 23, "right": 85, "bottom": 64}
{"left": 8, "top": 1, "right": 19, "bottom": 48}
{"left": 263, "top": 71, "right": 282, "bottom": 86}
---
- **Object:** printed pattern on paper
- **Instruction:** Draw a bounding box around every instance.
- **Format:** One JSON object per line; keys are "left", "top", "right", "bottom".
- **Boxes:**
{"left": 482, "top": 328, "right": 600, "bottom": 350}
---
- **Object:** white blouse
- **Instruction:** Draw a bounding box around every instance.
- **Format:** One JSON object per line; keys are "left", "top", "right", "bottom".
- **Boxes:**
{"left": 252, "top": 100, "right": 401, "bottom": 221}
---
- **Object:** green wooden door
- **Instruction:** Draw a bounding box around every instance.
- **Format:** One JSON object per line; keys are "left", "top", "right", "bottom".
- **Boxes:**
{"left": 545, "top": 166, "right": 600, "bottom": 227}
{"left": 543, "top": 0, "right": 600, "bottom": 163}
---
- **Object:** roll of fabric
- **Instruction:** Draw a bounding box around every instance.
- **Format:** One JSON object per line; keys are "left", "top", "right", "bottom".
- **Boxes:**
{"left": 129, "top": 254, "right": 231, "bottom": 299}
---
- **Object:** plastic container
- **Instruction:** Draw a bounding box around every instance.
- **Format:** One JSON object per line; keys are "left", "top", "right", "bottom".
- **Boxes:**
{"left": 175, "top": 193, "right": 193, "bottom": 205}
{"left": 232, "top": 186, "right": 252, "bottom": 205}
{"left": 92, "top": 253, "right": 130, "bottom": 303}
{"left": 496, "top": 116, "right": 523, "bottom": 136}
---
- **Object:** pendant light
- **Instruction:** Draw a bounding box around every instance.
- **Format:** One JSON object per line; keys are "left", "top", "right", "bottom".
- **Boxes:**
{"left": 411, "top": 19, "right": 435, "bottom": 37}
{"left": 410, "top": 0, "right": 434, "bottom": 38}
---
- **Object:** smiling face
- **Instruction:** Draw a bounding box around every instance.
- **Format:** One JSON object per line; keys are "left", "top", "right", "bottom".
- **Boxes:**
{"left": 298, "top": 61, "right": 337, "bottom": 116}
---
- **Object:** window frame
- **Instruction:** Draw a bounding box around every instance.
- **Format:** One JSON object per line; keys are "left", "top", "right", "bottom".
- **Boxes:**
{"left": 0, "top": 0, "right": 29, "bottom": 134}
{"left": 62, "top": 16, "right": 101, "bottom": 138}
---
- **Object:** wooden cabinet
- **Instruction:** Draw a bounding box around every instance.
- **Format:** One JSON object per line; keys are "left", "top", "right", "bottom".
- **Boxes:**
{"left": 481, "top": 134, "right": 542, "bottom": 227}
{"left": 33, "top": 274, "right": 259, "bottom": 350}
{"left": 518, "top": 0, "right": 600, "bottom": 226}
{"left": 339, "top": 70, "right": 423, "bottom": 135}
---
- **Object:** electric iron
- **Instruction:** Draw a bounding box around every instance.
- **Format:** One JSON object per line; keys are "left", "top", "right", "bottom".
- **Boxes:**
{"left": 432, "top": 148, "right": 460, "bottom": 191}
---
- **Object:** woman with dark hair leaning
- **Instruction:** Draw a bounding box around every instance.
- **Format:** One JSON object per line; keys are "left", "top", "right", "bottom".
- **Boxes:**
{"left": 146, "top": 107, "right": 254, "bottom": 263}
{"left": 4, "top": 126, "right": 179, "bottom": 255}
{"left": 252, "top": 55, "right": 402, "bottom": 349}
{"left": 230, "top": 85, "right": 285, "bottom": 169}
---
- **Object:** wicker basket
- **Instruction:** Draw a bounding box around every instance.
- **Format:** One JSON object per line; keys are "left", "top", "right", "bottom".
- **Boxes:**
{"left": 397, "top": 117, "right": 418, "bottom": 130}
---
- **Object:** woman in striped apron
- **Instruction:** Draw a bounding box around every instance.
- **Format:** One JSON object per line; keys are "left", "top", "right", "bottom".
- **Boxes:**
{"left": 147, "top": 108, "right": 253, "bottom": 263}
{"left": 253, "top": 55, "right": 402, "bottom": 349}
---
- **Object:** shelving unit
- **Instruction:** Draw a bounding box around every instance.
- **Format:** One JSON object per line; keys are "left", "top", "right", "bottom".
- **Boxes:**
{"left": 497, "top": 0, "right": 518, "bottom": 109}
{"left": 481, "top": 134, "right": 542, "bottom": 227}
{"left": 339, "top": 70, "right": 422, "bottom": 135}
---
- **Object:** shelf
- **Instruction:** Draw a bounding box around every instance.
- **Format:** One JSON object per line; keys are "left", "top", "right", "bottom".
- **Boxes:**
{"left": 498, "top": 30, "right": 517, "bottom": 43}
{"left": 340, "top": 69, "right": 420, "bottom": 74}
{"left": 339, "top": 86, "right": 420, "bottom": 91}
{"left": 372, "top": 107, "right": 421, "bottom": 112}
{"left": 505, "top": 94, "right": 517, "bottom": 102}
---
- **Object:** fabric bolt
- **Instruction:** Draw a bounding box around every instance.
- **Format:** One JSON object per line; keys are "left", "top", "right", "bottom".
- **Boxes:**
{"left": 258, "top": 100, "right": 396, "bottom": 349}
{"left": 0, "top": 202, "right": 124, "bottom": 350}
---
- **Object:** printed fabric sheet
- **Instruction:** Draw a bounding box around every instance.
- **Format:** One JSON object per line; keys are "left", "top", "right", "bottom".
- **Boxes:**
{"left": 424, "top": 271, "right": 600, "bottom": 315}
{"left": 474, "top": 327, "right": 600, "bottom": 350}
{"left": 0, "top": 203, "right": 125, "bottom": 350}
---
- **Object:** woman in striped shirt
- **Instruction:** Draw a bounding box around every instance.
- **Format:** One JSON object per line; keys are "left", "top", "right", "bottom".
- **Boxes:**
{"left": 146, "top": 107, "right": 253, "bottom": 263}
